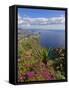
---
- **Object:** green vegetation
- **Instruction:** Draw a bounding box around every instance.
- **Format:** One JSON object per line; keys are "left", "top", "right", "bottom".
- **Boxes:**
{"left": 17, "top": 35, "right": 65, "bottom": 82}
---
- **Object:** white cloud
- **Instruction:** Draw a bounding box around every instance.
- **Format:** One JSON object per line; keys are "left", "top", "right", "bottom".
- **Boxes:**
{"left": 18, "top": 14, "right": 23, "bottom": 24}
{"left": 49, "top": 16, "right": 65, "bottom": 24}
{"left": 18, "top": 14, "right": 65, "bottom": 30}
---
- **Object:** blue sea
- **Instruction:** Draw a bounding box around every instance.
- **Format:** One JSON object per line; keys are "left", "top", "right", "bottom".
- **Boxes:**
{"left": 30, "top": 29, "right": 65, "bottom": 48}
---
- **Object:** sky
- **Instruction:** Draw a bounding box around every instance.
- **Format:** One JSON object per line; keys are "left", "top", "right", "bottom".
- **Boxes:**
{"left": 18, "top": 8, "right": 65, "bottom": 30}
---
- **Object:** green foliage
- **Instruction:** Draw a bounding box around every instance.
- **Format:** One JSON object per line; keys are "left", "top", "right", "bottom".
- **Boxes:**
{"left": 17, "top": 35, "right": 65, "bottom": 82}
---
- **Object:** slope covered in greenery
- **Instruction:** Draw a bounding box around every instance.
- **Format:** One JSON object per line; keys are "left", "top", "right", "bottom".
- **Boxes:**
{"left": 17, "top": 35, "right": 65, "bottom": 82}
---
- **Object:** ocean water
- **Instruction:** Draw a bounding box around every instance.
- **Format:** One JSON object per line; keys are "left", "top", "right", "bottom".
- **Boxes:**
{"left": 30, "top": 29, "right": 65, "bottom": 48}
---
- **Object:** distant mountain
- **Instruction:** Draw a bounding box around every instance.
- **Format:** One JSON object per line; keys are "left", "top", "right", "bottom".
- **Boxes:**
{"left": 18, "top": 28, "right": 34, "bottom": 37}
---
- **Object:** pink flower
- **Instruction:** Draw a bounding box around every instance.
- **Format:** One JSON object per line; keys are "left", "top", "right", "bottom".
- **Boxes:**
{"left": 19, "top": 76, "right": 23, "bottom": 80}
{"left": 26, "top": 71, "right": 34, "bottom": 78}
{"left": 41, "top": 70, "right": 53, "bottom": 80}
{"left": 18, "top": 74, "right": 25, "bottom": 80}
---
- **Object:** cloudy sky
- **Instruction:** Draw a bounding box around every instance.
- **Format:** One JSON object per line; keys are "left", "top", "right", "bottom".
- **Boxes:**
{"left": 18, "top": 8, "right": 65, "bottom": 30}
